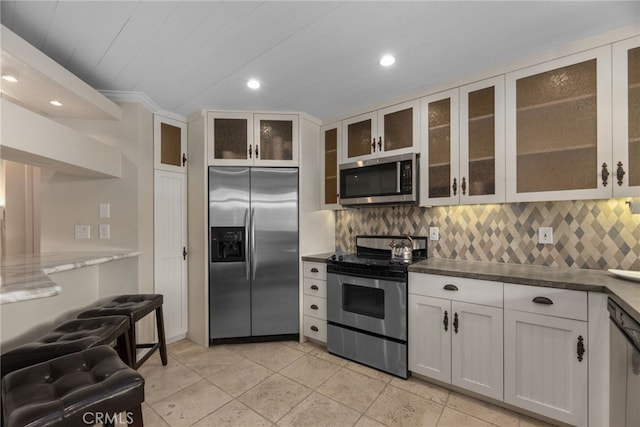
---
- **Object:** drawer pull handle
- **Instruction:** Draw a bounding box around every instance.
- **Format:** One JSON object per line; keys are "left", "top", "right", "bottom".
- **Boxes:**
{"left": 443, "top": 284, "right": 458, "bottom": 291}
{"left": 532, "top": 296, "right": 553, "bottom": 305}
{"left": 310, "top": 285, "right": 319, "bottom": 290}
{"left": 443, "top": 310, "right": 448, "bottom": 332}
{"left": 453, "top": 312, "right": 459, "bottom": 334}
{"left": 310, "top": 304, "right": 318, "bottom": 310}
{"left": 311, "top": 268, "right": 319, "bottom": 273}
{"left": 310, "top": 325, "right": 319, "bottom": 332}
{"left": 577, "top": 335, "right": 585, "bottom": 362}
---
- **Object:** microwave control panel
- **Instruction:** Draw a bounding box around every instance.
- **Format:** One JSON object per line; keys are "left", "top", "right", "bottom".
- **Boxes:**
{"left": 400, "top": 161, "right": 413, "bottom": 194}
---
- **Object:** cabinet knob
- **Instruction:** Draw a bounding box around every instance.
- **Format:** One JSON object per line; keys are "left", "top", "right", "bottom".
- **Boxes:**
{"left": 255, "top": 144, "right": 259, "bottom": 157}
{"left": 248, "top": 144, "right": 252, "bottom": 159}
{"left": 443, "top": 284, "right": 459, "bottom": 291}
{"left": 311, "top": 267, "right": 319, "bottom": 273}
{"left": 443, "top": 310, "right": 449, "bottom": 332}
{"left": 371, "top": 138, "right": 376, "bottom": 152}
{"left": 310, "top": 325, "right": 319, "bottom": 332}
{"left": 378, "top": 137, "right": 382, "bottom": 151}
{"left": 452, "top": 178, "right": 458, "bottom": 196}
{"left": 601, "top": 162, "right": 609, "bottom": 187}
{"left": 461, "top": 177, "right": 467, "bottom": 196}
{"left": 310, "top": 304, "right": 319, "bottom": 310}
{"left": 310, "top": 285, "right": 319, "bottom": 290}
{"left": 616, "top": 161, "right": 626, "bottom": 186}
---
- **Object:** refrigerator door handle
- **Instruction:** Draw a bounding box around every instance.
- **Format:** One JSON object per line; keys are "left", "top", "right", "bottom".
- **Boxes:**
{"left": 251, "top": 207, "right": 256, "bottom": 280}
{"left": 244, "top": 208, "right": 250, "bottom": 280}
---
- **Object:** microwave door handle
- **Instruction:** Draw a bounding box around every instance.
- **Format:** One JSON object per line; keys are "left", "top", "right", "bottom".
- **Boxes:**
{"left": 397, "top": 162, "right": 401, "bottom": 193}
{"left": 244, "top": 208, "right": 250, "bottom": 280}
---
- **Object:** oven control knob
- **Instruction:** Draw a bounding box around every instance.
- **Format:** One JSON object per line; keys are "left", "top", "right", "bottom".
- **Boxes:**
{"left": 331, "top": 254, "right": 337, "bottom": 260}
{"left": 338, "top": 255, "right": 344, "bottom": 261}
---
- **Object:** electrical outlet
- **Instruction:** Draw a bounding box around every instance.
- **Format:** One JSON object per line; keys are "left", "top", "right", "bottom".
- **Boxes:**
{"left": 429, "top": 227, "right": 440, "bottom": 241}
{"left": 539, "top": 227, "right": 553, "bottom": 244}
{"left": 99, "top": 224, "right": 110, "bottom": 239}
{"left": 74, "top": 225, "right": 90, "bottom": 239}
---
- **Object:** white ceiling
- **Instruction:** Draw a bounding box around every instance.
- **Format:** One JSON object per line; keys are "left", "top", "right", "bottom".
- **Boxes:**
{"left": 1, "top": 1, "right": 639, "bottom": 121}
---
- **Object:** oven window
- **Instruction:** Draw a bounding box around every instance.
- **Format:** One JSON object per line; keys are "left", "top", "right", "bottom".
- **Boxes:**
{"left": 342, "top": 284, "right": 385, "bottom": 319}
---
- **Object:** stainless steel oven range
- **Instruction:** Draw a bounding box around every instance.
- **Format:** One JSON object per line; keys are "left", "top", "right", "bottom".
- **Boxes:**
{"left": 326, "top": 235, "right": 427, "bottom": 379}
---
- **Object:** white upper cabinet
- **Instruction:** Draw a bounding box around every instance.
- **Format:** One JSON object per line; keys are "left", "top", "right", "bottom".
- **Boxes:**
{"left": 505, "top": 46, "right": 613, "bottom": 202}
{"left": 320, "top": 122, "right": 341, "bottom": 209}
{"left": 459, "top": 76, "right": 506, "bottom": 204}
{"left": 342, "top": 100, "right": 420, "bottom": 163}
{"left": 154, "top": 114, "right": 187, "bottom": 173}
{"left": 208, "top": 111, "right": 299, "bottom": 167}
{"left": 419, "top": 88, "right": 460, "bottom": 206}
{"left": 208, "top": 111, "right": 254, "bottom": 166}
{"left": 612, "top": 36, "right": 640, "bottom": 197}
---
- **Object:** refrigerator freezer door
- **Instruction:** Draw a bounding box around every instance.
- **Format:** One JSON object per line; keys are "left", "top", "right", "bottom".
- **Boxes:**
{"left": 250, "top": 168, "right": 299, "bottom": 336}
{"left": 209, "top": 167, "right": 251, "bottom": 339}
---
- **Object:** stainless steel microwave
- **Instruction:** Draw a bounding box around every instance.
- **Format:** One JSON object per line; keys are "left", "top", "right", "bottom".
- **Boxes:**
{"left": 339, "top": 153, "right": 418, "bottom": 206}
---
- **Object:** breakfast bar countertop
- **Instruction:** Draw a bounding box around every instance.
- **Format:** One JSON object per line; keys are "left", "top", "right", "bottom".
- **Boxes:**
{"left": 0, "top": 251, "right": 141, "bottom": 304}
{"left": 301, "top": 253, "right": 640, "bottom": 324}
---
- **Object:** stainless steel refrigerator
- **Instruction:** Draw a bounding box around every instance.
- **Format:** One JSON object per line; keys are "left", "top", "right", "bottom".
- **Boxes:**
{"left": 208, "top": 166, "right": 299, "bottom": 342}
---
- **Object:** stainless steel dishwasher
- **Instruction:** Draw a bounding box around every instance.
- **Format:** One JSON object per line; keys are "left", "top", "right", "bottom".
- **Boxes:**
{"left": 608, "top": 298, "right": 640, "bottom": 427}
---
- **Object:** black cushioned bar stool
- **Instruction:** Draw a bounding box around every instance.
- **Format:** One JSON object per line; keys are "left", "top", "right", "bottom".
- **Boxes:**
{"left": 2, "top": 345, "right": 144, "bottom": 427}
{"left": 0, "top": 315, "right": 132, "bottom": 378}
{"left": 77, "top": 294, "right": 167, "bottom": 370}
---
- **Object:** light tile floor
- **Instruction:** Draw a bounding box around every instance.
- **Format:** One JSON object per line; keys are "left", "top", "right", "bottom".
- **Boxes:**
{"left": 137, "top": 339, "right": 555, "bottom": 427}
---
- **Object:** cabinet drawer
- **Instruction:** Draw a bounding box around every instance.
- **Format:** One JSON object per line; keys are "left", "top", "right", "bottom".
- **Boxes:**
{"left": 303, "top": 295, "right": 327, "bottom": 320}
{"left": 303, "top": 278, "right": 326, "bottom": 297}
{"left": 504, "top": 283, "right": 587, "bottom": 321}
{"left": 409, "top": 273, "right": 503, "bottom": 308}
{"left": 303, "top": 316, "right": 327, "bottom": 342}
{"left": 303, "top": 262, "right": 326, "bottom": 280}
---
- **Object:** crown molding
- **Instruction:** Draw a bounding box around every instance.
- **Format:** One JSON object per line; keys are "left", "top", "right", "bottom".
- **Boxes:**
{"left": 99, "top": 90, "right": 187, "bottom": 122}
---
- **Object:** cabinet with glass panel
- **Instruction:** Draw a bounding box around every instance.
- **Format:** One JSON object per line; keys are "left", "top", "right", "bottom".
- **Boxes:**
{"left": 419, "top": 76, "right": 505, "bottom": 207}
{"left": 505, "top": 46, "right": 612, "bottom": 202}
{"left": 341, "top": 100, "right": 419, "bottom": 163}
{"left": 612, "top": 36, "right": 640, "bottom": 197}
{"left": 320, "top": 122, "right": 341, "bottom": 209}
{"left": 208, "top": 112, "right": 299, "bottom": 166}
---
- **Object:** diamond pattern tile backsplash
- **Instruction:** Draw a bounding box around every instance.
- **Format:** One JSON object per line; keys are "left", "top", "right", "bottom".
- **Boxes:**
{"left": 335, "top": 199, "right": 640, "bottom": 270}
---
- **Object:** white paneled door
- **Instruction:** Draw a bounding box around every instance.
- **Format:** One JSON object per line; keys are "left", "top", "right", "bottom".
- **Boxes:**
{"left": 154, "top": 170, "right": 188, "bottom": 341}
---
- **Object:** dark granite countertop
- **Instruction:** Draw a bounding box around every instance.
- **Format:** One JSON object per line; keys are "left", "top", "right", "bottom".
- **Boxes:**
{"left": 301, "top": 253, "right": 640, "bottom": 323}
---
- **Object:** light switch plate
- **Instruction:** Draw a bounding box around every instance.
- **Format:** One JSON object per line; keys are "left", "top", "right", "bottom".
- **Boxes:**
{"left": 429, "top": 227, "right": 440, "bottom": 241}
{"left": 99, "top": 224, "right": 110, "bottom": 239}
{"left": 539, "top": 227, "right": 553, "bottom": 244}
{"left": 99, "top": 203, "right": 110, "bottom": 218}
{"left": 74, "top": 225, "right": 90, "bottom": 239}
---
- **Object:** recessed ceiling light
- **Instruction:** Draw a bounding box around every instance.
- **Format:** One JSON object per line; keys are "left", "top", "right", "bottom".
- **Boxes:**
{"left": 380, "top": 55, "right": 396, "bottom": 67}
{"left": 247, "top": 79, "right": 260, "bottom": 89}
{"left": 50, "top": 100, "right": 63, "bottom": 107}
{"left": 2, "top": 74, "right": 18, "bottom": 83}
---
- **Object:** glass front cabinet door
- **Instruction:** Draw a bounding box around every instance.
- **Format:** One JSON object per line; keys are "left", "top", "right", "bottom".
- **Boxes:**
{"left": 254, "top": 114, "right": 299, "bottom": 166}
{"left": 208, "top": 111, "right": 253, "bottom": 166}
{"left": 612, "top": 36, "right": 640, "bottom": 197}
{"left": 420, "top": 88, "right": 460, "bottom": 206}
{"left": 342, "top": 100, "right": 419, "bottom": 163}
{"left": 459, "top": 76, "right": 506, "bottom": 204}
{"left": 154, "top": 114, "right": 187, "bottom": 173}
{"left": 320, "top": 122, "right": 341, "bottom": 209}
{"left": 505, "top": 46, "right": 612, "bottom": 202}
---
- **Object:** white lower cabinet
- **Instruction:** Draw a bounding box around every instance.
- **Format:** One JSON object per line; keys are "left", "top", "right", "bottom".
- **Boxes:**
{"left": 409, "top": 273, "right": 504, "bottom": 401}
{"left": 302, "top": 262, "right": 327, "bottom": 343}
{"left": 504, "top": 284, "right": 588, "bottom": 426}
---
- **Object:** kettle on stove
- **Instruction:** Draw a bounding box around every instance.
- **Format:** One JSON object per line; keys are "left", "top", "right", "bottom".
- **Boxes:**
{"left": 390, "top": 236, "right": 414, "bottom": 262}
